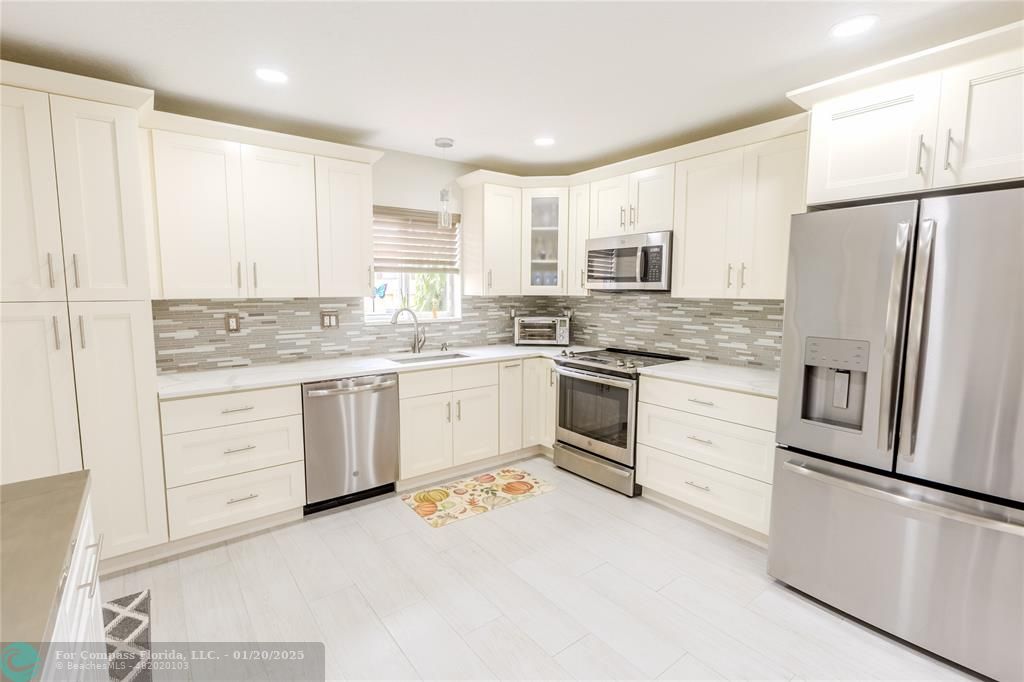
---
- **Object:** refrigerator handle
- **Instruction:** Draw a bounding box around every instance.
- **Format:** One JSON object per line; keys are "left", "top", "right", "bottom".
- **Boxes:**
{"left": 898, "top": 218, "right": 936, "bottom": 462}
{"left": 877, "top": 220, "right": 912, "bottom": 451}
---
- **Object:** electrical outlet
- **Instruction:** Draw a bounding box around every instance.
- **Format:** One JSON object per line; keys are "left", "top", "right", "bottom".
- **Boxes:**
{"left": 224, "top": 313, "right": 241, "bottom": 333}
{"left": 320, "top": 310, "right": 339, "bottom": 329}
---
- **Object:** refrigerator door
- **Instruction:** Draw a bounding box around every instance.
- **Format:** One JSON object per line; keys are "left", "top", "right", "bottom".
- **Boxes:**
{"left": 768, "top": 449, "right": 1024, "bottom": 682}
{"left": 897, "top": 187, "right": 1024, "bottom": 503}
{"left": 777, "top": 200, "right": 917, "bottom": 470}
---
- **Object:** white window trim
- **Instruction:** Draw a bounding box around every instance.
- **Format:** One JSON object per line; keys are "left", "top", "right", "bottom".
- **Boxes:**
{"left": 363, "top": 273, "right": 463, "bottom": 325}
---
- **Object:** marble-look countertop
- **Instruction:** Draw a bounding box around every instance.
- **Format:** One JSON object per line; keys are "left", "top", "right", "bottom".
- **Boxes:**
{"left": 157, "top": 345, "right": 600, "bottom": 399}
{"left": 638, "top": 358, "right": 780, "bottom": 398}
{"left": 1, "top": 470, "right": 90, "bottom": 644}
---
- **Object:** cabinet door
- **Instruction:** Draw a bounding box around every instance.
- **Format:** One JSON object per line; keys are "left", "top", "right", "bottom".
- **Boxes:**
{"left": 499, "top": 361, "right": 524, "bottom": 453}
{"left": 482, "top": 184, "right": 522, "bottom": 295}
{"left": 399, "top": 393, "right": 453, "bottom": 478}
{"left": 541, "top": 358, "right": 557, "bottom": 445}
{"left": 0, "top": 303, "right": 81, "bottom": 484}
{"left": 566, "top": 184, "right": 591, "bottom": 297}
{"left": 933, "top": 49, "right": 1024, "bottom": 188}
{"left": 152, "top": 131, "right": 246, "bottom": 298}
{"left": 589, "top": 174, "right": 629, "bottom": 238}
{"left": 70, "top": 301, "right": 167, "bottom": 557}
{"left": 523, "top": 358, "right": 557, "bottom": 447}
{"left": 629, "top": 164, "right": 675, "bottom": 233}
{"left": 50, "top": 96, "right": 149, "bottom": 301}
{"left": 735, "top": 133, "right": 808, "bottom": 299}
{"left": 521, "top": 188, "right": 568, "bottom": 295}
{"left": 315, "top": 157, "right": 373, "bottom": 297}
{"left": 806, "top": 73, "right": 940, "bottom": 204}
{"left": 1, "top": 86, "right": 64, "bottom": 302}
{"left": 452, "top": 385, "right": 500, "bottom": 465}
{"left": 671, "top": 149, "right": 744, "bottom": 299}
{"left": 240, "top": 144, "right": 318, "bottom": 297}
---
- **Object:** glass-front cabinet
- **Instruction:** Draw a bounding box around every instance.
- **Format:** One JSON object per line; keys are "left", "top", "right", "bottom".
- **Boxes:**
{"left": 521, "top": 188, "right": 568, "bottom": 295}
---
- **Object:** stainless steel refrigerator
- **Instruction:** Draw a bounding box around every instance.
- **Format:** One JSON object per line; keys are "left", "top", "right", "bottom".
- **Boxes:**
{"left": 770, "top": 186, "right": 1023, "bottom": 681}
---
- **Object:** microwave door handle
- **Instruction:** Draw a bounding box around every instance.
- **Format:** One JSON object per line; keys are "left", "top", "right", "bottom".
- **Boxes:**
{"left": 635, "top": 248, "right": 646, "bottom": 282}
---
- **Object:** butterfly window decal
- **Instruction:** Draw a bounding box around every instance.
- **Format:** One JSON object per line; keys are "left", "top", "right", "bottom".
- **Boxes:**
{"left": 373, "top": 283, "right": 388, "bottom": 299}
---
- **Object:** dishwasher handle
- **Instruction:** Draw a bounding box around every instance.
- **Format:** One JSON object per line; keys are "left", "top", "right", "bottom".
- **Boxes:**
{"left": 306, "top": 379, "right": 398, "bottom": 398}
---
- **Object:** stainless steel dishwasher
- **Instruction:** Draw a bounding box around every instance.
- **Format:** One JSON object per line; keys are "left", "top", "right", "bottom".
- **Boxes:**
{"left": 302, "top": 373, "right": 399, "bottom": 511}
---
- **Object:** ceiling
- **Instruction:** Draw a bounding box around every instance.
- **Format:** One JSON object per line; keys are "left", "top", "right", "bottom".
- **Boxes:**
{"left": 2, "top": 1, "right": 1021, "bottom": 174}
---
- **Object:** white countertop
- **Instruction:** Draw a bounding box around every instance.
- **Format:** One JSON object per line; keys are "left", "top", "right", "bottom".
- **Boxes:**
{"left": 157, "top": 345, "right": 600, "bottom": 399}
{"left": 638, "top": 359, "right": 780, "bottom": 398}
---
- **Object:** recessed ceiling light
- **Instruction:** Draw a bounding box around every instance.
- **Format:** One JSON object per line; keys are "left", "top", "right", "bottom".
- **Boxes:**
{"left": 534, "top": 137, "right": 555, "bottom": 147}
{"left": 829, "top": 15, "right": 879, "bottom": 39}
{"left": 255, "top": 68, "right": 288, "bottom": 84}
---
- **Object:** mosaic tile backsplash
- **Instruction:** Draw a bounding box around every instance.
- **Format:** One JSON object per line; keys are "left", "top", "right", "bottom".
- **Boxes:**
{"left": 151, "top": 293, "right": 784, "bottom": 374}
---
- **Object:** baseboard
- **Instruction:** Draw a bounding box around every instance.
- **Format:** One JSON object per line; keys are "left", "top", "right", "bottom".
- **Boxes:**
{"left": 395, "top": 445, "right": 549, "bottom": 492}
{"left": 641, "top": 488, "right": 769, "bottom": 548}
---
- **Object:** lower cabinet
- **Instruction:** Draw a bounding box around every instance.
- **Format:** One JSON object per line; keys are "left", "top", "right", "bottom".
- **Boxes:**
{"left": 452, "top": 385, "right": 500, "bottom": 465}
{"left": 499, "top": 360, "right": 524, "bottom": 453}
{"left": 523, "top": 358, "right": 556, "bottom": 447}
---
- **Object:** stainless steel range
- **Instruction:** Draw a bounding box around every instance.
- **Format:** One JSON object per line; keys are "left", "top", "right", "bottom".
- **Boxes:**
{"left": 553, "top": 348, "right": 687, "bottom": 496}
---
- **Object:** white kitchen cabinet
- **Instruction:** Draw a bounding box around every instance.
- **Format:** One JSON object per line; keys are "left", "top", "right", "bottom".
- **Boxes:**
{"left": 0, "top": 303, "right": 81, "bottom": 484}
{"left": 629, "top": 163, "right": 675, "bottom": 233}
{"left": 69, "top": 300, "right": 167, "bottom": 557}
{"left": 521, "top": 188, "right": 568, "bottom": 294}
{"left": 672, "top": 148, "right": 744, "bottom": 298}
{"left": 933, "top": 49, "right": 1024, "bottom": 188}
{"left": 806, "top": 73, "right": 941, "bottom": 204}
{"left": 482, "top": 184, "right": 522, "bottom": 295}
{"left": 589, "top": 175, "right": 630, "bottom": 238}
{"left": 399, "top": 392, "right": 455, "bottom": 479}
{"left": 151, "top": 130, "right": 247, "bottom": 298}
{"left": 240, "top": 144, "right": 318, "bottom": 297}
{"left": 499, "top": 360, "right": 524, "bottom": 453}
{"left": 315, "top": 156, "right": 373, "bottom": 297}
{"left": 566, "top": 184, "right": 591, "bottom": 297}
{"left": 523, "top": 358, "right": 557, "bottom": 447}
{"left": 735, "top": 133, "right": 807, "bottom": 299}
{"left": 50, "top": 96, "right": 149, "bottom": 301}
{"left": 452, "top": 385, "right": 500, "bottom": 465}
{"left": 1, "top": 86, "right": 65, "bottom": 302}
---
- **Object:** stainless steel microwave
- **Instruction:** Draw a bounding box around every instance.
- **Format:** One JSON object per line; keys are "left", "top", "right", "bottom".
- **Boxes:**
{"left": 513, "top": 316, "right": 570, "bottom": 346}
{"left": 585, "top": 231, "right": 671, "bottom": 291}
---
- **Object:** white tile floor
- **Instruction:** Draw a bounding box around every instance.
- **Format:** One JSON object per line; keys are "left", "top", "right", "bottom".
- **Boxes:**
{"left": 101, "top": 456, "right": 976, "bottom": 681}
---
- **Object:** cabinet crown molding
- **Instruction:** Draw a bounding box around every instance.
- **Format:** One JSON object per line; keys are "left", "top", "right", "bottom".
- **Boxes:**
{"left": 0, "top": 59, "right": 155, "bottom": 109}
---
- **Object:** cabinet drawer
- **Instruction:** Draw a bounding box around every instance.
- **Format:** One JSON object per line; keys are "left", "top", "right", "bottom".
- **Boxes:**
{"left": 399, "top": 368, "right": 453, "bottom": 399}
{"left": 637, "top": 403, "right": 775, "bottom": 483}
{"left": 637, "top": 444, "right": 772, "bottom": 534}
{"left": 639, "top": 376, "right": 776, "bottom": 431}
{"left": 161, "top": 386, "right": 301, "bottom": 434}
{"left": 453, "top": 362, "right": 499, "bottom": 391}
{"left": 166, "top": 461, "right": 305, "bottom": 540}
{"left": 163, "top": 415, "right": 304, "bottom": 488}
{"left": 56, "top": 503, "right": 100, "bottom": 639}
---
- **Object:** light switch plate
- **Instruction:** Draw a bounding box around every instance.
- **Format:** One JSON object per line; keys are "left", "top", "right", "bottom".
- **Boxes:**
{"left": 320, "top": 310, "right": 339, "bottom": 329}
{"left": 224, "top": 313, "right": 241, "bottom": 333}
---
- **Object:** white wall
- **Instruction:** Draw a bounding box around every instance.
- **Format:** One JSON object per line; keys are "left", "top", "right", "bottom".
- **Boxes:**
{"left": 372, "top": 150, "right": 475, "bottom": 213}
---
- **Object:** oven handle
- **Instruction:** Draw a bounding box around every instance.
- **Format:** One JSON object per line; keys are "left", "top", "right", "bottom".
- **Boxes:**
{"left": 554, "top": 365, "right": 636, "bottom": 390}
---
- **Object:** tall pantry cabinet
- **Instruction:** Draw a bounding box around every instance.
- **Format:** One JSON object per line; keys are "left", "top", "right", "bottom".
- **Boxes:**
{"left": 0, "top": 85, "right": 167, "bottom": 558}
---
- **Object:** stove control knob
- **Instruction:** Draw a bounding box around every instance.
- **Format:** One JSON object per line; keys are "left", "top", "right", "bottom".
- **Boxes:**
{"left": 625, "top": 361, "right": 636, "bottom": 369}
{"left": 616, "top": 359, "right": 626, "bottom": 367}
{"left": 560, "top": 350, "right": 568, "bottom": 357}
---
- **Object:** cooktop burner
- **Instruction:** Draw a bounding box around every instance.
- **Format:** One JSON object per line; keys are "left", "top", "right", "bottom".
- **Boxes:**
{"left": 555, "top": 347, "right": 689, "bottom": 377}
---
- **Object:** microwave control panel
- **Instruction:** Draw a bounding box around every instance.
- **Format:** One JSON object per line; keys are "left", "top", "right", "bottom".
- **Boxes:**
{"left": 642, "top": 246, "right": 664, "bottom": 282}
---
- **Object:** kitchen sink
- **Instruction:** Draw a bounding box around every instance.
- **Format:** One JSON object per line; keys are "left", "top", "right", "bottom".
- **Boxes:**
{"left": 390, "top": 353, "right": 471, "bottom": 364}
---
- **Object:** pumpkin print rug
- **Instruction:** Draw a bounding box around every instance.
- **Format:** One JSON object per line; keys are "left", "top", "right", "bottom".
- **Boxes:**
{"left": 402, "top": 467, "right": 553, "bottom": 527}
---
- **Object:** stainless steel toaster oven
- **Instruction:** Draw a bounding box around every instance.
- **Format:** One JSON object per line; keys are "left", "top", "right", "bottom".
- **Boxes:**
{"left": 513, "top": 316, "right": 570, "bottom": 346}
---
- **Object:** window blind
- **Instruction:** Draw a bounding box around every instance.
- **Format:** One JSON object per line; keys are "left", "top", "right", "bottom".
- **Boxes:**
{"left": 372, "top": 205, "right": 461, "bottom": 274}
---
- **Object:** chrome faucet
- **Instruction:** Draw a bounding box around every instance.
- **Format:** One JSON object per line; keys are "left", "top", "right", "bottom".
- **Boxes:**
{"left": 390, "top": 307, "right": 426, "bottom": 353}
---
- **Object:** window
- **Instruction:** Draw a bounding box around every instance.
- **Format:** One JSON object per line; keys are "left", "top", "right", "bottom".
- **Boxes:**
{"left": 364, "top": 206, "right": 462, "bottom": 323}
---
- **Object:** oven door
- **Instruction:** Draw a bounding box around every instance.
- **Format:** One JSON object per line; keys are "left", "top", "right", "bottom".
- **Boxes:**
{"left": 555, "top": 366, "right": 636, "bottom": 466}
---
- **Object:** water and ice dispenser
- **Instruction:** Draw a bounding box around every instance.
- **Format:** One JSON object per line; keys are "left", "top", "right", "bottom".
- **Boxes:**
{"left": 801, "top": 337, "right": 869, "bottom": 431}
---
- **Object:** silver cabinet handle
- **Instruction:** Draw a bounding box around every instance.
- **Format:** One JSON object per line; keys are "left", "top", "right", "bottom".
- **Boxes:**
{"left": 221, "top": 405, "right": 254, "bottom": 414}
{"left": 943, "top": 128, "right": 953, "bottom": 171}
{"left": 72, "top": 253, "right": 81, "bottom": 288}
{"left": 899, "top": 218, "right": 935, "bottom": 462}
{"left": 227, "top": 493, "right": 259, "bottom": 505}
{"left": 629, "top": 204, "right": 635, "bottom": 227}
{"left": 580, "top": 269, "right": 585, "bottom": 288}
{"left": 52, "top": 315, "right": 61, "bottom": 350}
{"left": 446, "top": 401, "right": 452, "bottom": 423}
{"left": 47, "top": 252, "right": 55, "bottom": 288}
{"left": 504, "top": 363, "right": 521, "bottom": 369}
{"left": 77, "top": 533, "right": 103, "bottom": 598}
{"left": 560, "top": 270, "right": 564, "bottom": 288}
{"left": 549, "top": 368, "right": 555, "bottom": 387}
{"left": 619, "top": 206, "right": 625, "bottom": 230}
{"left": 367, "top": 266, "right": 372, "bottom": 288}
{"left": 687, "top": 435, "right": 713, "bottom": 446}
{"left": 915, "top": 133, "right": 925, "bottom": 175}
{"left": 688, "top": 398, "right": 715, "bottom": 407}
{"left": 685, "top": 480, "right": 711, "bottom": 492}
{"left": 739, "top": 262, "right": 747, "bottom": 289}
{"left": 78, "top": 315, "right": 86, "bottom": 349}
{"left": 456, "top": 399, "right": 462, "bottom": 420}
{"left": 726, "top": 263, "right": 733, "bottom": 288}
{"left": 237, "top": 262, "right": 242, "bottom": 290}
{"left": 223, "top": 444, "right": 256, "bottom": 455}
{"left": 487, "top": 269, "right": 493, "bottom": 290}
{"left": 253, "top": 262, "right": 258, "bottom": 291}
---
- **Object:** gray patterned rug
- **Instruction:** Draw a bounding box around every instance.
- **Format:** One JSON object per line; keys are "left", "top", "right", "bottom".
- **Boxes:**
{"left": 103, "top": 589, "right": 152, "bottom": 682}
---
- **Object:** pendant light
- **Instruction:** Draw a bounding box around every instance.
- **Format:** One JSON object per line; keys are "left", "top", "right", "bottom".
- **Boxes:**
{"left": 435, "top": 137, "right": 454, "bottom": 230}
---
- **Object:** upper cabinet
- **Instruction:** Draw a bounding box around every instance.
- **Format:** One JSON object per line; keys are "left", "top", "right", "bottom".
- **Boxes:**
{"left": 566, "top": 184, "right": 591, "bottom": 297}
{"left": 589, "top": 165, "right": 675, "bottom": 238}
{"left": 151, "top": 130, "right": 246, "bottom": 298}
{"left": 315, "top": 157, "right": 373, "bottom": 298}
{"left": 521, "top": 188, "right": 568, "bottom": 295}
{"left": 461, "top": 183, "right": 523, "bottom": 296}
{"left": 51, "top": 96, "right": 150, "bottom": 301}
{"left": 1, "top": 86, "right": 64, "bottom": 302}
